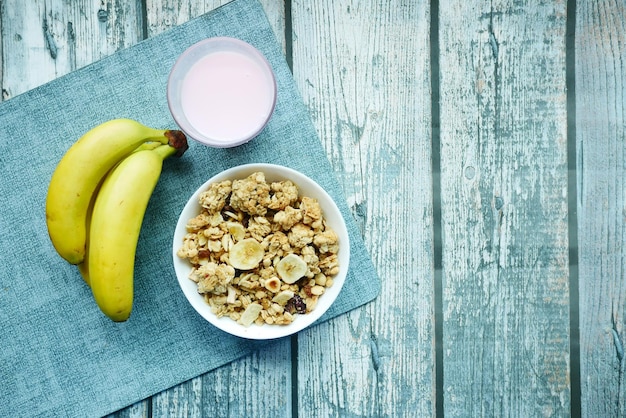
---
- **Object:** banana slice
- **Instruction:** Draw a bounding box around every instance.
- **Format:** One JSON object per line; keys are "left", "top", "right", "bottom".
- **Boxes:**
{"left": 229, "top": 238, "right": 264, "bottom": 270}
{"left": 272, "top": 290, "right": 295, "bottom": 305}
{"left": 238, "top": 303, "right": 262, "bottom": 327}
{"left": 276, "top": 253, "right": 308, "bottom": 284}
{"left": 226, "top": 221, "right": 246, "bottom": 242}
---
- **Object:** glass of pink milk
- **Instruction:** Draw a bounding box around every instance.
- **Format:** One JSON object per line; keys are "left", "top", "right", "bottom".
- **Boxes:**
{"left": 167, "top": 37, "right": 277, "bottom": 148}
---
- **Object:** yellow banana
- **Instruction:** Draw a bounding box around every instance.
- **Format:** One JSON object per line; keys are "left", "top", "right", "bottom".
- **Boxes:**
{"left": 77, "top": 141, "right": 173, "bottom": 286}
{"left": 45, "top": 118, "right": 186, "bottom": 265}
{"left": 87, "top": 144, "right": 180, "bottom": 322}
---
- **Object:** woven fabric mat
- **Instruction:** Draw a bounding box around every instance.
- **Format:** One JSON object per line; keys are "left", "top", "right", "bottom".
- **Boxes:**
{"left": 0, "top": 0, "right": 380, "bottom": 416}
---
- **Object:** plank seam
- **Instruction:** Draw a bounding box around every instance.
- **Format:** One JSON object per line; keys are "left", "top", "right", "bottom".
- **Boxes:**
{"left": 284, "top": 5, "right": 298, "bottom": 416}
{"left": 140, "top": 0, "right": 149, "bottom": 41}
{"left": 566, "top": 0, "right": 581, "bottom": 416}
{"left": 284, "top": 0, "right": 293, "bottom": 72}
{"left": 430, "top": 0, "right": 444, "bottom": 417}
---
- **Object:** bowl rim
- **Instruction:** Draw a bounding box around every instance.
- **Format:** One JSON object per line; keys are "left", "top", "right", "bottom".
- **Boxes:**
{"left": 172, "top": 163, "right": 350, "bottom": 340}
{"left": 166, "top": 37, "right": 277, "bottom": 148}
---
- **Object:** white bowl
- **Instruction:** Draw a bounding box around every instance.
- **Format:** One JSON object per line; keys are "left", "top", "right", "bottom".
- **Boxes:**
{"left": 167, "top": 37, "right": 277, "bottom": 148}
{"left": 172, "top": 163, "right": 350, "bottom": 339}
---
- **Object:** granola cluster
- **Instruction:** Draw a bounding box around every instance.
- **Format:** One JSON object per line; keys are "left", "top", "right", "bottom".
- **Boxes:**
{"left": 177, "top": 171, "right": 340, "bottom": 327}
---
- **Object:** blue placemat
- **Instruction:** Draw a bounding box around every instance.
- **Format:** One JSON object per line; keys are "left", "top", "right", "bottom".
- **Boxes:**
{"left": 0, "top": 0, "right": 380, "bottom": 416}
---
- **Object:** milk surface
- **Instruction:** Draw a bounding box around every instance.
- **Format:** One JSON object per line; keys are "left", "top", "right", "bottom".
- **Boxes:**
{"left": 180, "top": 50, "right": 274, "bottom": 142}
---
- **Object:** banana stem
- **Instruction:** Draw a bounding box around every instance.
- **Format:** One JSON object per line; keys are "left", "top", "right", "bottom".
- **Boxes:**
{"left": 133, "top": 129, "right": 188, "bottom": 156}
{"left": 164, "top": 130, "right": 189, "bottom": 157}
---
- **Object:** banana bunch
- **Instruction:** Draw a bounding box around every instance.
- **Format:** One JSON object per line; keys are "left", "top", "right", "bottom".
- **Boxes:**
{"left": 46, "top": 118, "right": 188, "bottom": 322}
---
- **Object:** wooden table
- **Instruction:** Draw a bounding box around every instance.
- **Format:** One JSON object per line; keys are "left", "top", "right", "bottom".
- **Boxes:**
{"left": 2, "top": 1, "right": 624, "bottom": 416}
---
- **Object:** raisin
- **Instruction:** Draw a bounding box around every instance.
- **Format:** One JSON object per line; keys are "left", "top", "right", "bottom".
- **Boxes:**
{"left": 285, "top": 295, "right": 306, "bottom": 314}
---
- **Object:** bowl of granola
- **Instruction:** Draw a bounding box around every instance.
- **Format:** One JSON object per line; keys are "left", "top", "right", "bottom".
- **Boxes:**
{"left": 172, "top": 163, "right": 349, "bottom": 339}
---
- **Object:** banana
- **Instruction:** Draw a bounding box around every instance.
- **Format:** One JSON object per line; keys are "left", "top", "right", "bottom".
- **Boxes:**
{"left": 229, "top": 238, "right": 264, "bottom": 270}
{"left": 276, "top": 253, "right": 308, "bottom": 284}
{"left": 77, "top": 258, "right": 91, "bottom": 286}
{"left": 77, "top": 141, "right": 170, "bottom": 286}
{"left": 87, "top": 144, "right": 182, "bottom": 322}
{"left": 46, "top": 118, "right": 187, "bottom": 265}
{"left": 238, "top": 303, "right": 263, "bottom": 327}
{"left": 226, "top": 222, "right": 246, "bottom": 242}
{"left": 76, "top": 184, "right": 98, "bottom": 287}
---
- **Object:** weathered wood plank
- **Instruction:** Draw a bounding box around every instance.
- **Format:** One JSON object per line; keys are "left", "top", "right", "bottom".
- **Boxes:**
{"left": 145, "top": 0, "right": 285, "bottom": 51}
{"left": 291, "top": 1, "right": 435, "bottom": 416}
{"left": 438, "top": 1, "right": 570, "bottom": 416}
{"left": 576, "top": 2, "right": 626, "bottom": 416}
{"left": 149, "top": 346, "right": 292, "bottom": 417}
{"left": 143, "top": 2, "right": 290, "bottom": 417}
{"left": 2, "top": 0, "right": 56, "bottom": 96}
{"left": 0, "top": 0, "right": 143, "bottom": 99}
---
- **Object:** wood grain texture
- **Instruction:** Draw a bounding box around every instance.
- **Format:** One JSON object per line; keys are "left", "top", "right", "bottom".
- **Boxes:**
{"left": 1, "top": 0, "right": 143, "bottom": 99}
{"left": 145, "top": 0, "right": 285, "bottom": 51}
{"left": 144, "top": 0, "right": 227, "bottom": 37}
{"left": 141, "top": 2, "right": 291, "bottom": 417}
{"left": 576, "top": 2, "right": 626, "bottom": 416}
{"left": 438, "top": 1, "right": 570, "bottom": 416}
{"left": 292, "top": 1, "right": 435, "bottom": 416}
{"left": 149, "top": 345, "right": 292, "bottom": 417}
